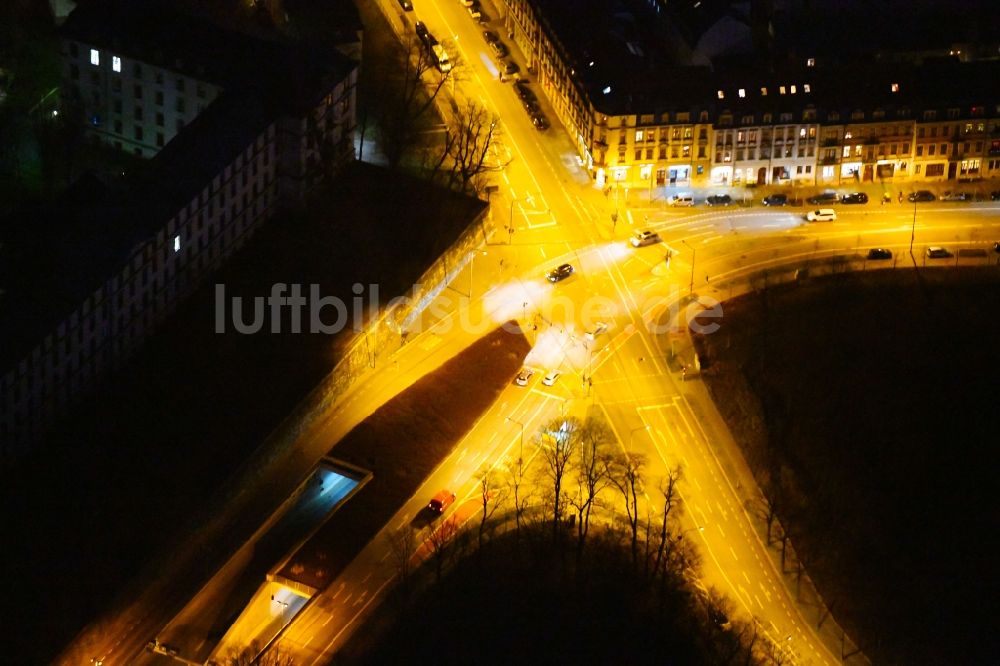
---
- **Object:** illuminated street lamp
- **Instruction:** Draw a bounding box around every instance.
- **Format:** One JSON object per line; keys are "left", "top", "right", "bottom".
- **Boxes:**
{"left": 628, "top": 424, "right": 650, "bottom": 450}
{"left": 506, "top": 416, "right": 525, "bottom": 461}
{"left": 681, "top": 239, "right": 696, "bottom": 295}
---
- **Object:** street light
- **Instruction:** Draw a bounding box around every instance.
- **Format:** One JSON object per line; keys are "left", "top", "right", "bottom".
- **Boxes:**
{"left": 506, "top": 416, "right": 525, "bottom": 461}
{"left": 681, "top": 239, "right": 696, "bottom": 295}
{"left": 909, "top": 196, "right": 917, "bottom": 255}
{"left": 508, "top": 196, "right": 517, "bottom": 244}
{"left": 628, "top": 424, "right": 650, "bottom": 450}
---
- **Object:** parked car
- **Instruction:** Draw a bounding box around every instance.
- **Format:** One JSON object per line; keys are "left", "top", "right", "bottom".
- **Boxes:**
{"left": 991, "top": 191, "right": 1000, "bottom": 201}
{"left": 668, "top": 194, "right": 695, "bottom": 206}
{"left": 841, "top": 192, "right": 869, "bottom": 204}
{"left": 630, "top": 229, "right": 661, "bottom": 247}
{"left": 705, "top": 194, "right": 732, "bottom": 206}
{"left": 762, "top": 193, "right": 788, "bottom": 206}
{"left": 514, "top": 368, "right": 534, "bottom": 386}
{"left": 483, "top": 30, "right": 499, "bottom": 44}
{"left": 926, "top": 246, "right": 952, "bottom": 258}
{"left": 499, "top": 60, "right": 519, "bottom": 75}
{"left": 867, "top": 248, "right": 893, "bottom": 260}
{"left": 806, "top": 208, "right": 837, "bottom": 221}
{"left": 908, "top": 190, "right": 936, "bottom": 202}
{"left": 940, "top": 191, "right": 969, "bottom": 202}
{"left": 397, "top": 0, "right": 414, "bottom": 10}
{"left": 546, "top": 263, "right": 574, "bottom": 282}
{"left": 415, "top": 21, "right": 431, "bottom": 44}
{"left": 428, "top": 489, "right": 457, "bottom": 513}
{"left": 521, "top": 98, "right": 540, "bottom": 114}
{"left": 531, "top": 113, "right": 550, "bottom": 130}
{"left": 514, "top": 80, "right": 535, "bottom": 102}
{"left": 490, "top": 40, "right": 509, "bottom": 58}
{"left": 994, "top": 241, "right": 1000, "bottom": 254}
{"left": 467, "top": 3, "right": 483, "bottom": 20}
{"left": 807, "top": 191, "right": 838, "bottom": 205}
{"left": 541, "top": 370, "right": 561, "bottom": 386}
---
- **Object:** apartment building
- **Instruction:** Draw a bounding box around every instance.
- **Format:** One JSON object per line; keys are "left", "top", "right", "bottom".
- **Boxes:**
{"left": 500, "top": 0, "right": 1000, "bottom": 191}
{"left": 0, "top": 4, "right": 358, "bottom": 456}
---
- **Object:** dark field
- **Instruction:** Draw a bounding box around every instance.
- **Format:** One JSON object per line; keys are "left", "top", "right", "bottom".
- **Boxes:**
{"left": 695, "top": 268, "right": 1000, "bottom": 665}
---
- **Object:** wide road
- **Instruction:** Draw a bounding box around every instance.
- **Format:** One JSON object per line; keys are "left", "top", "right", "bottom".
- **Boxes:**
{"left": 267, "top": 2, "right": 1000, "bottom": 665}
{"left": 116, "top": 3, "right": 1000, "bottom": 665}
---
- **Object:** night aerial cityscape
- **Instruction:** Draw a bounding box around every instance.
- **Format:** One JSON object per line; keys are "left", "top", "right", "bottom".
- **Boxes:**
{"left": 3, "top": 0, "right": 1000, "bottom": 664}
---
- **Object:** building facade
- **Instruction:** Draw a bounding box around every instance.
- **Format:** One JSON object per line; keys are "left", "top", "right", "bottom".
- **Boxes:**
{"left": 0, "top": 6, "right": 358, "bottom": 456}
{"left": 500, "top": 0, "right": 1000, "bottom": 192}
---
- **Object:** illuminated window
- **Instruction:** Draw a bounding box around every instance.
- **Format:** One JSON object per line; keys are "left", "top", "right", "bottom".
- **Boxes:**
{"left": 635, "top": 130, "right": 644, "bottom": 142}
{"left": 738, "top": 88, "right": 746, "bottom": 98}
{"left": 807, "top": 58, "right": 816, "bottom": 67}
{"left": 799, "top": 128, "right": 807, "bottom": 138}
{"left": 790, "top": 85, "right": 797, "bottom": 94}
{"left": 90, "top": 49, "right": 99, "bottom": 66}
{"left": 112, "top": 56, "right": 121, "bottom": 72}
{"left": 803, "top": 84, "right": 811, "bottom": 93}
{"left": 779, "top": 86, "right": 786, "bottom": 95}
{"left": 842, "top": 146, "right": 850, "bottom": 158}
{"left": 173, "top": 235, "right": 181, "bottom": 252}
{"left": 760, "top": 87, "right": 767, "bottom": 96}
{"left": 602, "top": 86, "right": 611, "bottom": 94}
{"left": 891, "top": 83, "right": 899, "bottom": 93}
{"left": 717, "top": 90, "right": 724, "bottom": 99}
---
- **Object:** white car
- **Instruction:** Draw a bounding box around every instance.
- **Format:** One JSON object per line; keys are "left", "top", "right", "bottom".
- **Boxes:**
{"left": 585, "top": 322, "right": 608, "bottom": 340}
{"left": 806, "top": 208, "right": 837, "bottom": 222}
{"left": 514, "top": 368, "right": 533, "bottom": 386}
{"left": 630, "top": 230, "right": 661, "bottom": 247}
{"left": 541, "top": 370, "right": 561, "bottom": 386}
{"left": 668, "top": 194, "right": 694, "bottom": 207}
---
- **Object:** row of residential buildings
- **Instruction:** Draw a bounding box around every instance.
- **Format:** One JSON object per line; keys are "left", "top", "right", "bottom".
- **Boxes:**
{"left": 0, "top": 1, "right": 360, "bottom": 457}
{"left": 500, "top": 0, "right": 1000, "bottom": 191}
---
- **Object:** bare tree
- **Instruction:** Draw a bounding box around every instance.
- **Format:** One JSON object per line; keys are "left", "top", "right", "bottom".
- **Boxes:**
{"left": 505, "top": 453, "right": 532, "bottom": 535}
{"left": 608, "top": 450, "right": 647, "bottom": 563}
{"left": 652, "top": 466, "right": 684, "bottom": 577}
{"left": 386, "top": 525, "right": 418, "bottom": 584}
{"left": 224, "top": 640, "right": 294, "bottom": 666}
{"left": 433, "top": 99, "right": 502, "bottom": 195}
{"left": 427, "top": 517, "right": 460, "bottom": 581}
{"left": 538, "top": 417, "right": 579, "bottom": 538}
{"left": 568, "top": 418, "right": 614, "bottom": 545}
{"left": 478, "top": 470, "right": 508, "bottom": 549}
{"left": 377, "top": 34, "right": 453, "bottom": 168}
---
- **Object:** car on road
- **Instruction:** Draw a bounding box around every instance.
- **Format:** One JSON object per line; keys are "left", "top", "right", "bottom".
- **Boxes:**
{"left": 522, "top": 98, "right": 540, "bottom": 114}
{"left": 762, "top": 193, "right": 788, "bottom": 206}
{"left": 546, "top": 263, "right": 574, "bottom": 282}
{"left": 806, "top": 208, "right": 837, "bottom": 222}
{"left": 585, "top": 322, "right": 608, "bottom": 339}
{"left": 705, "top": 194, "right": 732, "bottom": 206}
{"left": 908, "top": 190, "right": 936, "bottom": 202}
{"left": 991, "top": 191, "right": 1000, "bottom": 201}
{"left": 667, "top": 194, "right": 695, "bottom": 206}
{"left": 428, "top": 489, "right": 456, "bottom": 513}
{"left": 415, "top": 21, "right": 431, "bottom": 44}
{"left": 467, "top": 3, "right": 483, "bottom": 20}
{"left": 630, "top": 229, "right": 662, "bottom": 247}
{"left": 531, "top": 113, "right": 550, "bottom": 130}
{"left": 459, "top": 0, "right": 475, "bottom": 6}
{"left": 841, "top": 192, "right": 869, "bottom": 204}
{"left": 994, "top": 241, "right": 1000, "bottom": 254}
{"left": 490, "top": 40, "right": 509, "bottom": 58}
{"left": 483, "top": 29, "right": 499, "bottom": 44}
{"left": 926, "top": 246, "right": 952, "bottom": 258}
{"left": 514, "top": 367, "right": 534, "bottom": 386}
{"left": 499, "top": 60, "right": 519, "bottom": 76}
{"left": 867, "top": 248, "right": 893, "bottom": 260}
{"left": 541, "top": 370, "right": 561, "bottom": 386}
{"left": 514, "top": 80, "right": 535, "bottom": 102}
{"left": 807, "top": 191, "right": 838, "bottom": 205}
{"left": 397, "top": 0, "right": 413, "bottom": 10}
{"left": 940, "top": 191, "right": 969, "bottom": 202}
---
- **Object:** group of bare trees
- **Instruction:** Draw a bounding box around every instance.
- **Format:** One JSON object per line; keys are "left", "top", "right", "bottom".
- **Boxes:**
{"left": 359, "top": 26, "right": 503, "bottom": 196}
